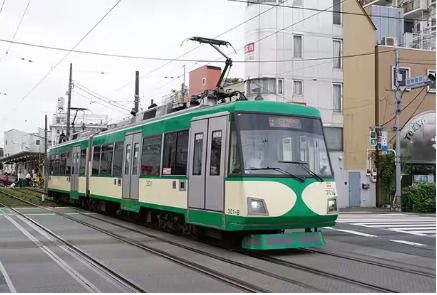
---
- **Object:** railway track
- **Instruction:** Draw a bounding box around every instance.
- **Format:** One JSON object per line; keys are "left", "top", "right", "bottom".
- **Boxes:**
{"left": 0, "top": 190, "right": 268, "bottom": 293}
{"left": 3, "top": 189, "right": 435, "bottom": 293}
{"left": 0, "top": 196, "right": 146, "bottom": 293}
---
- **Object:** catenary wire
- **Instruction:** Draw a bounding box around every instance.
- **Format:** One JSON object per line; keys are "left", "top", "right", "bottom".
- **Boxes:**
{"left": 17, "top": 0, "right": 122, "bottom": 104}
{"left": 230, "top": 0, "right": 433, "bottom": 22}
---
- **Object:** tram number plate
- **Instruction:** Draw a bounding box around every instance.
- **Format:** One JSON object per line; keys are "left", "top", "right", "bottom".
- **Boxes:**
{"left": 325, "top": 189, "right": 337, "bottom": 197}
{"left": 227, "top": 208, "right": 240, "bottom": 216}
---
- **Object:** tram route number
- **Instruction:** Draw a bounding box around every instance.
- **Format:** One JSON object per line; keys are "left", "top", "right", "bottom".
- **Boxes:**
{"left": 227, "top": 208, "right": 240, "bottom": 216}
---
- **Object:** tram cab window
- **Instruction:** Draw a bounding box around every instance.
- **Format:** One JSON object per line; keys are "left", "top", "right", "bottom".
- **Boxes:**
{"left": 229, "top": 130, "right": 241, "bottom": 175}
{"left": 163, "top": 130, "right": 188, "bottom": 175}
{"left": 92, "top": 146, "right": 101, "bottom": 176}
{"left": 112, "top": 141, "right": 124, "bottom": 177}
{"left": 234, "top": 113, "right": 333, "bottom": 178}
{"left": 141, "top": 135, "right": 161, "bottom": 176}
{"left": 100, "top": 144, "right": 114, "bottom": 176}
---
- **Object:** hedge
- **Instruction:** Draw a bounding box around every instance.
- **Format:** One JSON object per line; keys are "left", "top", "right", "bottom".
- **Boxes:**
{"left": 401, "top": 183, "right": 436, "bottom": 213}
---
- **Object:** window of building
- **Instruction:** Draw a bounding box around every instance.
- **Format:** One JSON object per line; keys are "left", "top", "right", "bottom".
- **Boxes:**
{"left": 100, "top": 144, "right": 114, "bottom": 176}
{"left": 333, "top": 83, "right": 342, "bottom": 112}
{"left": 293, "top": 80, "right": 303, "bottom": 95}
{"left": 248, "top": 78, "right": 276, "bottom": 94}
{"left": 92, "top": 146, "right": 101, "bottom": 175}
{"left": 293, "top": 35, "right": 303, "bottom": 58}
{"left": 202, "top": 77, "right": 206, "bottom": 86}
{"left": 35, "top": 140, "right": 40, "bottom": 145}
{"left": 391, "top": 67, "right": 410, "bottom": 89}
{"left": 112, "top": 141, "right": 124, "bottom": 177}
{"left": 324, "top": 127, "right": 343, "bottom": 151}
{"left": 333, "top": 0, "right": 341, "bottom": 25}
{"left": 277, "top": 79, "right": 284, "bottom": 95}
{"left": 293, "top": 0, "right": 303, "bottom": 6}
{"left": 162, "top": 130, "right": 189, "bottom": 175}
{"left": 333, "top": 39, "right": 342, "bottom": 69}
{"left": 141, "top": 135, "right": 161, "bottom": 176}
{"left": 79, "top": 148, "right": 86, "bottom": 176}
{"left": 427, "top": 69, "right": 436, "bottom": 92}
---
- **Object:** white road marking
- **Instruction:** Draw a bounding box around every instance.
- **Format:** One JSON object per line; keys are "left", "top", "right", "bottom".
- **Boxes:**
{"left": 4, "top": 214, "right": 100, "bottom": 292}
{"left": 0, "top": 259, "right": 16, "bottom": 293}
{"left": 23, "top": 213, "right": 56, "bottom": 216}
{"left": 325, "top": 227, "right": 378, "bottom": 237}
{"left": 390, "top": 240, "right": 425, "bottom": 247}
{"left": 354, "top": 223, "right": 435, "bottom": 228}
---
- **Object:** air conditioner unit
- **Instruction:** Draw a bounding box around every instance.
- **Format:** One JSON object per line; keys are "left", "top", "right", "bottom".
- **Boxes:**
{"left": 382, "top": 37, "right": 398, "bottom": 46}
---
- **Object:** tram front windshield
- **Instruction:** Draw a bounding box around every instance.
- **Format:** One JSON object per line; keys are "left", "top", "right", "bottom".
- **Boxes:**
{"left": 229, "top": 113, "right": 333, "bottom": 178}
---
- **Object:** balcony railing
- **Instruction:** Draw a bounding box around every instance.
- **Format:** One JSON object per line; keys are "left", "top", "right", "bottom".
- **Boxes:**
{"left": 403, "top": 0, "right": 429, "bottom": 14}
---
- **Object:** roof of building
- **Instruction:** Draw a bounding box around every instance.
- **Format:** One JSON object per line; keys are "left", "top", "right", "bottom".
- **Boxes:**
{"left": 0, "top": 151, "right": 44, "bottom": 164}
{"left": 354, "top": 0, "right": 377, "bottom": 30}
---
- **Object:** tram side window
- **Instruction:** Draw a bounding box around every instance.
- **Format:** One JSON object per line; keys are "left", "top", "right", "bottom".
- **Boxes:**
{"left": 141, "top": 135, "right": 161, "bottom": 176}
{"left": 59, "top": 153, "right": 67, "bottom": 175}
{"left": 100, "top": 144, "right": 114, "bottom": 176}
{"left": 192, "top": 133, "right": 204, "bottom": 175}
{"left": 112, "top": 141, "right": 124, "bottom": 177}
{"left": 162, "top": 130, "right": 188, "bottom": 175}
{"left": 54, "top": 154, "right": 60, "bottom": 175}
{"left": 92, "top": 146, "right": 101, "bottom": 176}
{"left": 49, "top": 155, "right": 54, "bottom": 175}
{"left": 79, "top": 149, "right": 86, "bottom": 176}
{"left": 65, "top": 152, "right": 72, "bottom": 175}
{"left": 210, "top": 130, "right": 222, "bottom": 176}
{"left": 229, "top": 129, "right": 241, "bottom": 175}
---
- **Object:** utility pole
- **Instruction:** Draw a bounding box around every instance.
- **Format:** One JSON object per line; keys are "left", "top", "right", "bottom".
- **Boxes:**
{"left": 181, "top": 65, "right": 186, "bottom": 99}
{"left": 66, "top": 63, "right": 73, "bottom": 140}
{"left": 394, "top": 47, "right": 402, "bottom": 211}
{"left": 44, "top": 114, "right": 48, "bottom": 192}
{"left": 133, "top": 70, "right": 139, "bottom": 115}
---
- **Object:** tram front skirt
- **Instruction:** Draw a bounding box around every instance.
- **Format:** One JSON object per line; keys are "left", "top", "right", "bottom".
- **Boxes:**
{"left": 241, "top": 231, "right": 325, "bottom": 250}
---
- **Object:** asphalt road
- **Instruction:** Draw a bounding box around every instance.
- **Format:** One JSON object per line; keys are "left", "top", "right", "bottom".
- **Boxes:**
{"left": 0, "top": 207, "right": 435, "bottom": 292}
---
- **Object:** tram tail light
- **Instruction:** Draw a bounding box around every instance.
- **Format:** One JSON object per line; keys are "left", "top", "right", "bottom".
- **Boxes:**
{"left": 247, "top": 197, "right": 268, "bottom": 215}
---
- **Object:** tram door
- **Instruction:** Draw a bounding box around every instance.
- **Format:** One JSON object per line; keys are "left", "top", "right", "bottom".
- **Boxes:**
{"left": 188, "top": 115, "right": 227, "bottom": 212}
{"left": 70, "top": 145, "right": 81, "bottom": 193}
{"left": 122, "top": 133, "right": 142, "bottom": 200}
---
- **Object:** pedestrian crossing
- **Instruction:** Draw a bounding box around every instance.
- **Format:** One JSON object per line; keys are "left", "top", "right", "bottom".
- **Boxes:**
{"left": 336, "top": 214, "right": 436, "bottom": 237}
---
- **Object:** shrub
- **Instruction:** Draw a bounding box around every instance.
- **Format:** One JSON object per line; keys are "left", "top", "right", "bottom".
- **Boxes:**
{"left": 402, "top": 183, "right": 436, "bottom": 213}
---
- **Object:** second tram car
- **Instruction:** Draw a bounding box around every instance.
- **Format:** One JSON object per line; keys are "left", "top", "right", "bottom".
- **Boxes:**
{"left": 48, "top": 100, "right": 338, "bottom": 250}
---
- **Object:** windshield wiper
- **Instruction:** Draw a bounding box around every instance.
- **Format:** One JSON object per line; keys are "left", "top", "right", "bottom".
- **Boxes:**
{"left": 245, "top": 167, "right": 305, "bottom": 182}
{"left": 278, "top": 160, "right": 324, "bottom": 182}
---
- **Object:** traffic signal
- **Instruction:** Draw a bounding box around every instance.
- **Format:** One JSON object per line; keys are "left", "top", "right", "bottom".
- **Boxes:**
{"left": 370, "top": 131, "right": 377, "bottom": 147}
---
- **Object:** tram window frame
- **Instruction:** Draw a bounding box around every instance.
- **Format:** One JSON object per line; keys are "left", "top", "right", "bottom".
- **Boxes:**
{"left": 141, "top": 134, "right": 162, "bottom": 176}
{"left": 162, "top": 130, "right": 189, "bottom": 176}
{"left": 92, "top": 145, "right": 102, "bottom": 176}
{"left": 79, "top": 148, "right": 87, "bottom": 176}
{"left": 112, "top": 141, "right": 124, "bottom": 177}
{"left": 100, "top": 143, "right": 114, "bottom": 176}
{"left": 59, "top": 152, "right": 67, "bottom": 175}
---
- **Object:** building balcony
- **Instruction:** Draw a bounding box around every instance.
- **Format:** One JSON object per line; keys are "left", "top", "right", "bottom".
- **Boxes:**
{"left": 360, "top": 0, "right": 393, "bottom": 8}
{"left": 403, "top": 29, "right": 436, "bottom": 50}
{"left": 403, "top": 0, "right": 431, "bottom": 19}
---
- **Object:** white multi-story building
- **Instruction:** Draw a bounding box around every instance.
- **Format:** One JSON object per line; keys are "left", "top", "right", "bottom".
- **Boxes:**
{"left": 3, "top": 128, "right": 46, "bottom": 157}
{"left": 50, "top": 97, "right": 108, "bottom": 145}
{"left": 244, "top": 0, "right": 347, "bottom": 206}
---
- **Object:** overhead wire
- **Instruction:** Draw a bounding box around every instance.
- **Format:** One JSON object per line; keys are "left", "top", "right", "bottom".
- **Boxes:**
{"left": 230, "top": 0, "right": 433, "bottom": 22}
{"left": 73, "top": 88, "right": 128, "bottom": 114}
{"left": 17, "top": 0, "right": 122, "bottom": 104}
{"left": 0, "top": 0, "right": 31, "bottom": 63}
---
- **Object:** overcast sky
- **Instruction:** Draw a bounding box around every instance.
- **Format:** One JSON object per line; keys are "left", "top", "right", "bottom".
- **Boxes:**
{"left": 0, "top": 0, "right": 247, "bottom": 146}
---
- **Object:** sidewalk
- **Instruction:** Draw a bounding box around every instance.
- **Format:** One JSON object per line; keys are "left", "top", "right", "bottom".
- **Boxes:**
{"left": 339, "top": 207, "right": 436, "bottom": 216}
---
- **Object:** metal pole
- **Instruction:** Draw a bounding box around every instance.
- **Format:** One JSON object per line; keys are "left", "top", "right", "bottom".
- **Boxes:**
{"left": 44, "top": 114, "right": 48, "bottom": 192}
{"left": 66, "top": 63, "right": 73, "bottom": 140}
{"left": 394, "top": 47, "right": 402, "bottom": 211}
{"left": 181, "top": 65, "right": 186, "bottom": 100}
{"left": 134, "top": 70, "right": 139, "bottom": 114}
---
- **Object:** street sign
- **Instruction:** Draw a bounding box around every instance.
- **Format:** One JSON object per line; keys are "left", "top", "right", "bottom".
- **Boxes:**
{"left": 380, "top": 131, "right": 388, "bottom": 151}
{"left": 406, "top": 75, "right": 429, "bottom": 89}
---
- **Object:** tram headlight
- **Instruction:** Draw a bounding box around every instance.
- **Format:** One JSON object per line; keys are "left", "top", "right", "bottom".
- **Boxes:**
{"left": 327, "top": 198, "right": 337, "bottom": 213}
{"left": 247, "top": 197, "right": 268, "bottom": 215}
